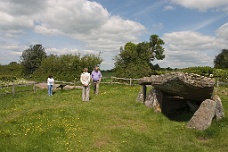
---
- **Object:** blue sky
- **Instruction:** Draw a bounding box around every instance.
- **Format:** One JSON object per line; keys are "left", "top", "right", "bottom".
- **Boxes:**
{"left": 0, "top": 0, "right": 228, "bottom": 70}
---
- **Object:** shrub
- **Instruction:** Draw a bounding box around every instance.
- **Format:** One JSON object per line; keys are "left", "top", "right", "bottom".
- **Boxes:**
{"left": 0, "top": 75, "right": 17, "bottom": 82}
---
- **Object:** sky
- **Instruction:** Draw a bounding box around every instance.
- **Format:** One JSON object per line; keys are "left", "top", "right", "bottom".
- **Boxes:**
{"left": 0, "top": 0, "right": 228, "bottom": 70}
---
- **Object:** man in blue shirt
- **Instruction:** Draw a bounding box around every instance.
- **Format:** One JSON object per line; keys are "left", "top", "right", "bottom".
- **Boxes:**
{"left": 91, "top": 66, "right": 102, "bottom": 95}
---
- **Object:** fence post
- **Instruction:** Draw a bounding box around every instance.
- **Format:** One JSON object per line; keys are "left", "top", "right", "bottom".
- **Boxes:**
{"left": 12, "top": 84, "right": 15, "bottom": 96}
{"left": 33, "top": 83, "right": 36, "bottom": 93}
{"left": 111, "top": 77, "right": 113, "bottom": 85}
{"left": 130, "top": 78, "right": 132, "bottom": 86}
{"left": 216, "top": 78, "right": 219, "bottom": 87}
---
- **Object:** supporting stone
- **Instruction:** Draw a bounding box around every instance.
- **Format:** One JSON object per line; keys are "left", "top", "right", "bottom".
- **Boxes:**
{"left": 186, "top": 99, "right": 216, "bottom": 130}
{"left": 213, "top": 95, "right": 225, "bottom": 120}
{"left": 142, "top": 85, "right": 147, "bottom": 102}
{"left": 144, "top": 88, "right": 162, "bottom": 112}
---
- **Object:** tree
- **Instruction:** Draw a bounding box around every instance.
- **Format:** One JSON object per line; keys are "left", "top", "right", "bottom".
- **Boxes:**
{"left": 80, "top": 53, "right": 103, "bottom": 72}
{"left": 0, "top": 62, "right": 22, "bottom": 77}
{"left": 214, "top": 49, "right": 228, "bottom": 69}
{"left": 114, "top": 34, "right": 165, "bottom": 78}
{"left": 21, "top": 44, "right": 47, "bottom": 76}
{"left": 33, "top": 53, "right": 102, "bottom": 81}
{"left": 149, "top": 34, "right": 165, "bottom": 61}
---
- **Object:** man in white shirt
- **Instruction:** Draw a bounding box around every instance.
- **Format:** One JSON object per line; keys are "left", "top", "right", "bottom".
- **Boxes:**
{"left": 80, "top": 68, "right": 90, "bottom": 101}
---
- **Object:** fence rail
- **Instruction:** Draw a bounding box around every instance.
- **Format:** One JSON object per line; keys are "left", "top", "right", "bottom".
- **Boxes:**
{"left": 0, "top": 83, "right": 36, "bottom": 96}
{"left": 74, "top": 77, "right": 140, "bottom": 86}
{"left": 109, "top": 77, "right": 140, "bottom": 86}
{"left": 1, "top": 76, "right": 228, "bottom": 96}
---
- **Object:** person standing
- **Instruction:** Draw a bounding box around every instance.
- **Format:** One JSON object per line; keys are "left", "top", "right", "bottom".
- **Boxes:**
{"left": 80, "top": 68, "right": 91, "bottom": 101}
{"left": 91, "top": 66, "right": 102, "bottom": 95}
{"left": 47, "top": 75, "right": 54, "bottom": 96}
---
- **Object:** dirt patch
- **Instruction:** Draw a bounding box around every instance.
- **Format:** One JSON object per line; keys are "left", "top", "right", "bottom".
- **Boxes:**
{"left": 196, "top": 136, "right": 211, "bottom": 143}
{"left": 35, "top": 83, "right": 82, "bottom": 90}
{"left": 94, "top": 137, "right": 111, "bottom": 148}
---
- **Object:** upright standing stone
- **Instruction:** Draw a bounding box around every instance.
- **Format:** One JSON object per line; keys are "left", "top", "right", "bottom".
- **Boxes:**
{"left": 213, "top": 95, "right": 225, "bottom": 120}
{"left": 144, "top": 88, "right": 163, "bottom": 112}
{"left": 186, "top": 99, "right": 216, "bottom": 130}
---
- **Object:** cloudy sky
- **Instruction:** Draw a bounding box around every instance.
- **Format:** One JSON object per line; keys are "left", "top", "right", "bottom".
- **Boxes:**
{"left": 0, "top": 0, "right": 228, "bottom": 70}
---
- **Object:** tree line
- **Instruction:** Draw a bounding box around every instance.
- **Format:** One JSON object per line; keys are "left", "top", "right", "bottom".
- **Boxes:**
{"left": 0, "top": 44, "right": 102, "bottom": 82}
{"left": 0, "top": 34, "right": 228, "bottom": 82}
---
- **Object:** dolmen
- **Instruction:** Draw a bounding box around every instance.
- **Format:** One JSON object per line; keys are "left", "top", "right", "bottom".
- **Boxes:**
{"left": 136, "top": 72, "right": 225, "bottom": 130}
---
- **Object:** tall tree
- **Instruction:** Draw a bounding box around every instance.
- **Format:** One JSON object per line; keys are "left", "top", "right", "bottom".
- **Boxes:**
{"left": 21, "top": 44, "right": 47, "bottom": 75}
{"left": 149, "top": 34, "right": 165, "bottom": 61}
{"left": 80, "top": 53, "right": 103, "bottom": 72}
{"left": 214, "top": 49, "right": 228, "bottom": 69}
{"left": 114, "top": 34, "right": 165, "bottom": 78}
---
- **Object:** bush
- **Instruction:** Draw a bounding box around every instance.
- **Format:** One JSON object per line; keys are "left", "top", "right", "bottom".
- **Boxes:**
{"left": 180, "top": 66, "right": 214, "bottom": 76}
{"left": 0, "top": 75, "right": 17, "bottom": 82}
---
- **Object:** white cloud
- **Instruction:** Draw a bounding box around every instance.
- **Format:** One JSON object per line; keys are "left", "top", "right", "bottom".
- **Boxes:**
{"left": 83, "top": 16, "right": 145, "bottom": 51}
{"left": 164, "top": 5, "right": 175, "bottom": 11}
{"left": 182, "top": 15, "right": 225, "bottom": 31}
{"left": 0, "top": 44, "right": 27, "bottom": 64}
{"left": 169, "top": 0, "right": 228, "bottom": 12}
{"left": 34, "top": 1, "right": 145, "bottom": 51}
{"left": 216, "top": 23, "right": 228, "bottom": 40}
{"left": 152, "top": 23, "right": 164, "bottom": 31}
{"left": 155, "top": 30, "right": 228, "bottom": 68}
{"left": 0, "top": 0, "right": 146, "bottom": 69}
{"left": 0, "top": 11, "right": 34, "bottom": 35}
{"left": 34, "top": 24, "right": 63, "bottom": 36}
{"left": 0, "top": 0, "right": 46, "bottom": 16}
{"left": 1, "top": 0, "right": 227, "bottom": 70}
{"left": 46, "top": 48, "right": 79, "bottom": 56}
{"left": 38, "top": 0, "right": 109, "bottom": 35}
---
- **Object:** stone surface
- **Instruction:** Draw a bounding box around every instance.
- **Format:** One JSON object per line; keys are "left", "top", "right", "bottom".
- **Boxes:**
{"left": 137, "top": 72, "right": 224, "bottom": 130}
{"left": 213, "top": 95, "right": 225, "bottom": 120}
{"left": 144, "top": 88, "right": 162, "bottom": 112}
{"left": 136, "top": 89, "right": 144, "bottom": 103}
{"left": 139, "top": 72, "right": 215, "bottom": 101}
{"left": 186, "top": 99, "right": 216, "bottom": 130}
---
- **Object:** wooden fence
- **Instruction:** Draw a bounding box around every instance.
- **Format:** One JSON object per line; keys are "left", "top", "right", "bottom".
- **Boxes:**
{"left": 57, "top": 77, "right": 140, "bottom": 86}
{"left": 108, "top": 77, "right": 140, "bottom": 86}
{"left": 0, "top": 83, "right": 36, "bottom": 96}
{"left": 0, "top": 77, "right": 140, "bottom": 96}
{"left": 1, "top": 77, "right": 227, "bottom": 96}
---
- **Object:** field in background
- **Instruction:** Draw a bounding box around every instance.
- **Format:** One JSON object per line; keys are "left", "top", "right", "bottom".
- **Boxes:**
{"left": 0, "top": 84, "right": 228, "bottom": 152}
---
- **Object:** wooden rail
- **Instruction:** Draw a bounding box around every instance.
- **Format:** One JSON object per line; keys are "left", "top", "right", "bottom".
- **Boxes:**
{"left": 0, "top": 83, "right": 36, "bottom": 96}
{"left": 73, "top": 77, "right": 140, "bottom": 86}
{"left": 109, "top": 77, "right": 140, "bottom": 86}
{"left": 0, "top": 77, "right": 140, "bottom": 96}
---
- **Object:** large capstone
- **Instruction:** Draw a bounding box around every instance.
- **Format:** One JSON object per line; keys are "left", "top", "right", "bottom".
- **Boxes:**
{"left": 138, "top": 72, "right": 215, "bottom": 101}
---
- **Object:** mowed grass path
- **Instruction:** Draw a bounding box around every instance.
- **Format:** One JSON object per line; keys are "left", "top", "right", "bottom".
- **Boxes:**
{"left": 0, "top": 84, "right": 228, "bottom": 152}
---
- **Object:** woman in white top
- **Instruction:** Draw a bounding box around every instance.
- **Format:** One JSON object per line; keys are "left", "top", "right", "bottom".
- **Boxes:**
{"left": 80, "top": 68, "right": 90, "bottom": 101}
{"left": 47, "top": 75, "right": 54, "bottom": 96}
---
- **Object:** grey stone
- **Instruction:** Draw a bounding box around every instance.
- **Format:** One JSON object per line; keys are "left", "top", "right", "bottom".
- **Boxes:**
{"left": 136, "top": 88, "right": 144, "bottom": 103}
{"left": 213, "top": 95, "right": 225, "bottom": 120}
{"left": 144, "top": 88, "right": 162, "bottom": 112}
{"left": 186, "top": 99, "right": 216, "bottom": 130}
{"left": 138, "top": 72, "right": 215, "bottom": 101}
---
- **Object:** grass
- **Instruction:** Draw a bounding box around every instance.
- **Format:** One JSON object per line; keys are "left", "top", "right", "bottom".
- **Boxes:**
{"left": 0, "top": 84, "right": 228, "bottom": 152}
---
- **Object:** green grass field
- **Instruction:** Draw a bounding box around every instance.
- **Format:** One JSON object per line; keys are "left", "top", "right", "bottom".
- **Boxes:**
{"left": 0, "top": 84, "right": 227, "bottom": 152}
